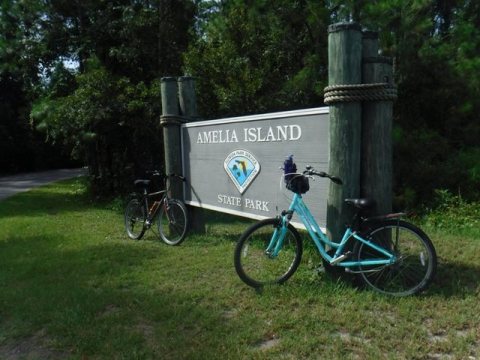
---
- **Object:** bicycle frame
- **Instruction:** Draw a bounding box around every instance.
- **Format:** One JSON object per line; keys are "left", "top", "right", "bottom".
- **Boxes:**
{"left": 140, "top": 174, "right": 182, "bottom": 224}
{"left": 141, "top": 190, "right": 166, "bottom": 222}
{"left": 267, "top": 193, "right": 397, "bottom": 268}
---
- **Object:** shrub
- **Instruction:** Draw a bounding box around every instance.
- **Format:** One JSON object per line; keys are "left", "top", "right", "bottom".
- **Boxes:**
{"left": 424, "top": 189, "right": 480, "bottom": 235}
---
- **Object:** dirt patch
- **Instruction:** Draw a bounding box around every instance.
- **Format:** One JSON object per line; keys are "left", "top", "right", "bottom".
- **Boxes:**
{"left": 221, "top": 309, "right": 238, "bottom": 319}
{"left": 135, "top": 320, "right": 157, "bottom": 351}
{"left": 96, "top": 304, "right": 120, "bottom": 318}
{"left": 0, "top": 329, "right": 70, "bottom": 359}
{"left": 254, "top": 333, "right": 280, "bottom": 351}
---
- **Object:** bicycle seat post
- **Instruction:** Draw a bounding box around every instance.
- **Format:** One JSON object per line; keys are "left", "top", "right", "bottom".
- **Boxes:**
{"left": 349, "top": 209, "right": 362, "bottom": 231}
{"left": 344, "top": 198, "right": 375, "bottom": 230}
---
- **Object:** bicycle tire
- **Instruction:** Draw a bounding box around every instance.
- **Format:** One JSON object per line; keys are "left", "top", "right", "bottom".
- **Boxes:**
{"left": 234, "top": 218, "right": 303, "bottom": 288}
{"left": 157, "top": 199, "right": 188, "bottom": 245}
{"left": 353, "top": 220, "right": 437, "bottom": 296}
{"left": 124, "top": 197, "right": 146, "bottom": 240}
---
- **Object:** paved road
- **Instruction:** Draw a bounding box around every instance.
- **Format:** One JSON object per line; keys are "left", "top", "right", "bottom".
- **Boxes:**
{"left": 0, "top": 168, "right": 87, "bottom": 200}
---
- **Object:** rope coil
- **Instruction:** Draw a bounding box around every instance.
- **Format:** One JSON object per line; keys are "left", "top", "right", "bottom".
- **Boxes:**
{"left": 160, "top": 115, "right": 187, "bottom": 127}
{"left": 324, "top": 83, "right": 397, "bottom": 104}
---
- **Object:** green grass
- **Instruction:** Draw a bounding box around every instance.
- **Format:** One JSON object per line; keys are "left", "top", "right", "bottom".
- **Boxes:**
{"left": 0, "top": 178, "right": 479, "bottom": 359}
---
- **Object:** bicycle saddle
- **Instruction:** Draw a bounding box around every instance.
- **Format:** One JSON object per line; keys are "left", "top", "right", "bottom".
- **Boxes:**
{"left": 344, "top": 198, "right": 375, "bottom": 209}
{"left": 134, "top": 179, "right": 150, "bottom": 188}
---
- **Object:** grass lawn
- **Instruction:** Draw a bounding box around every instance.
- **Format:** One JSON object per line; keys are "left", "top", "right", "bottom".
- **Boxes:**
{"left": 0, "top": 178, "right": 479, "bottom": 359}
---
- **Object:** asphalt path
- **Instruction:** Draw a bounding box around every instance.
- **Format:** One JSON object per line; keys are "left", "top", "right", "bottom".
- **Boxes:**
{"left": 0, "top": 168, "right": 87, "bottom": 201}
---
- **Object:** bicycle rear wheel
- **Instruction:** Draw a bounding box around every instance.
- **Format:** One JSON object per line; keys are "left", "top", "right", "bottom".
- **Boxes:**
{"left": 157, "top": 199, "right": 188, "bottom": 245}
{"left": 354, "top": 220, "right": 437, "bottom": 296}
{"left": 124, "top": 197, "right": 146, "bottom": 240}
{"left": 234, "top": 218, "right": 302, "bottom": 288}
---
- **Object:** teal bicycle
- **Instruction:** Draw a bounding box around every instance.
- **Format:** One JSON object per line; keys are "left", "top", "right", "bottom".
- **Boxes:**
{"left": 234, "top": 157, "right": 437, "bottom": 296}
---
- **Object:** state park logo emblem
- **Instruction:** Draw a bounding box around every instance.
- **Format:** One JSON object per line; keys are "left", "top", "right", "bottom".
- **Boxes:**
{"left": 224, "top": 149, "right": 260, "bottom": 194}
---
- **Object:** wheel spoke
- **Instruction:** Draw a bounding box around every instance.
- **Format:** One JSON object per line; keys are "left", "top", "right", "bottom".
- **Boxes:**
{"left": 356, "top": 221, "right": 436, "bottom": 296}
{"left": 124, "top": 198, "right": 146, "bottom": 240}
{"left": 157, "top": 200, "right": 188, "bottom": 245}
{"left": 234, "top": 219, "right": 302, "bottom": 288}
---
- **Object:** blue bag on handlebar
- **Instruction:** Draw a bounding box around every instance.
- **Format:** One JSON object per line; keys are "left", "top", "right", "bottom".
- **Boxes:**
{"left": 283, "top": 155, "right": 297, "bottom": 182}
{"left": 283, "top": 155, "right": 309, "bottom": 194}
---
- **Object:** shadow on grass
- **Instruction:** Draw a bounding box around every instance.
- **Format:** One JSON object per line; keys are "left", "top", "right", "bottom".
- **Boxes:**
{"left": 0, "top": 234, "right": 241, "bottom": 358}
{"left": 428, "top": 260, "right": 480, "bottom": 298}
{"left": 296, "top": 240, "right": 480, "bottom": 298}
{"left": 325, "top": 260, "right": 480, "bottom": 298}
{"left": 316, "top": 259, "right": 480, "bottom": 298}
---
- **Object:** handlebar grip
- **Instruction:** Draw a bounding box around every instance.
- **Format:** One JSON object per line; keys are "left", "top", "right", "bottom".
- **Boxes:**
{"left": 311, "top": 170, "right": 342, "bottom": 185}
{"left": 168, "top": 173, "right": 186, "bottom": 182}
{"left": 330, "top": 176, "right": 343, "bottom": 185}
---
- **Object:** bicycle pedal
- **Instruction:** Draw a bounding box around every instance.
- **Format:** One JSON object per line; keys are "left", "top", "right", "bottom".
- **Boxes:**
{"left": 330, "top": 251, "right": 352, "bottom": 265}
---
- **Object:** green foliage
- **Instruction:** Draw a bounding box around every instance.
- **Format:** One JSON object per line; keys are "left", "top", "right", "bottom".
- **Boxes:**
{"left": 184, "top": 0, "right": 329, "bottom": 118}
{"left": 424, "top": 190, "right": 480, "bottom": 236}
{"left": 185, "top": 0, "right": 480, "bottom": 209}
{"left": 2, "top": 0, "right": 480, "bottom": 205}
{"left": 31, "top": 59, "right": 164, "bottom": 196}
{"left": 0, "top": 0, "right": 75, "bottom": 173}
{"left": 26, "top": 1, "right": 196, "bottom": 196}
{"left": 352, "top": 0, "right": 480, "bottom": 205}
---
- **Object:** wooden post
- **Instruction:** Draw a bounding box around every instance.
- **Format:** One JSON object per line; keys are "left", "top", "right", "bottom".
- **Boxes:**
{"left": 178, "top": 76, "right": 198, "bottom": 120}
{"left": 361, "top": 31, "right": 393, "bottom": 215}
{"left": 160, "top": 77, "right": 183, "bottom": 199}
{"left": 178, "top": 76, "right": 205, "bottom": 234}
{"left": 326, "top": 22, "right": 362, "bottom": 241}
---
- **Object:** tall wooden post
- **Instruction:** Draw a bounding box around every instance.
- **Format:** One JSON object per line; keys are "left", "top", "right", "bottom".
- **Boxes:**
{"left": 178, "top": 76, "right": 205, "bottom": 233}
{"left": 178, "top": 76, "right": 198, "bottom": 120}
{"left": 326, "top": 23, "right": 362, "bottom": 241}
{"left": 160, "top": 77, "right": 183, "bottom": 199}
{"left": 361, "top": 31, "right": 393, "bottom": 215}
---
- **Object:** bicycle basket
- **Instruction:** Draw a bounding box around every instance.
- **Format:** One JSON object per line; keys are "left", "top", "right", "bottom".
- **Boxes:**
{"left": 286, "top": 174, "right": 310, "bottom": 194}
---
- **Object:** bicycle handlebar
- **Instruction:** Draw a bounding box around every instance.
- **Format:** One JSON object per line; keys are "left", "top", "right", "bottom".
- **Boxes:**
{"left": 168, "top": 173, "right": 186, "bottom": 182}
{"left": 145, "top": 171, "right": 186, "bottom": 182}
{"left": 145, "top": 170, "right": 162, "bottom": 177}
{"left": 303, "top": 166, "right": 343, "bottom": 185}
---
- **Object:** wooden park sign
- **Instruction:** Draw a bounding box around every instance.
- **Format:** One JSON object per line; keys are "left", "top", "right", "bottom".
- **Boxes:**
{"left": 161, "top": 22, "right": 395, "bottom": 238}
{"left": 181, "top": 107, "right": 330, "bottom": 228}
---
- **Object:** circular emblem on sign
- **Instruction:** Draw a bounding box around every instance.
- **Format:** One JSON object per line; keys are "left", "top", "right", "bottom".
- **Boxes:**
{"left": 224, "top": 149, "right": 261, "bottom": 194}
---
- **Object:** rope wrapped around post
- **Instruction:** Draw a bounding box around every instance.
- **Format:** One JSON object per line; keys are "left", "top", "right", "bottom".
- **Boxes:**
{"left": 324, "top": 83, "right": 397, "bottom": 104}
{"left": 160, "top": 114, "right": 187, "bottom": 127}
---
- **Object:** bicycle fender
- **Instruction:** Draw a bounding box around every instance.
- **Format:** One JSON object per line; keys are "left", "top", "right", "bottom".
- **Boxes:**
{"left": 363, "top": 212, "right": 406, "bottom": 223}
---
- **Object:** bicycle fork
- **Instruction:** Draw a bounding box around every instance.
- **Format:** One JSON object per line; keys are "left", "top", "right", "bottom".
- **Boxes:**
{"left": 265, "top": 212, "right": 292, "bottom": 258}
{"left": 146, "top": 201, "right": 159, "bottom": 227}
{"left": 162, "top": 199, "right": 177, "bottom": 225}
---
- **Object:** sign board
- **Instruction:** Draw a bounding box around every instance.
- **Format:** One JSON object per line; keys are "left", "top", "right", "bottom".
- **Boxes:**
{"left": 181, "top": 107, "right": 330, "bottom": 229}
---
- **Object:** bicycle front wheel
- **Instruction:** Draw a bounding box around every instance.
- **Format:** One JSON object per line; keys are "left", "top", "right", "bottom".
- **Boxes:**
{"left": 354, "top": 220, "right": 437, "bottom": 296}
{"left": 234, "top": 218, "right": 303, "bottom": 288}
{"left": 157, "top": 199, "right": 188, "bottom": 245}
{"left": 124, "top": 197, "right": 146, "bottom": 240}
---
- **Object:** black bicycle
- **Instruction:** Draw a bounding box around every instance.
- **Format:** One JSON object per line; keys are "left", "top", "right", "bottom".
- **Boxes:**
{"left": 124, "top": 171, "right": 188, "bottom": 245}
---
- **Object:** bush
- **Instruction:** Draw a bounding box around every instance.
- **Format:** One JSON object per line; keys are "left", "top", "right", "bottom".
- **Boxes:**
{"left": 424, "top": 189, "right": 480, "bottom": 234}
{"left": 31, "top": 60, "right": 164, "bottom": 196}
{"left": 393, "top": 126, "right": 480, "bottom": 208}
